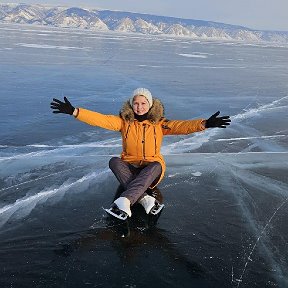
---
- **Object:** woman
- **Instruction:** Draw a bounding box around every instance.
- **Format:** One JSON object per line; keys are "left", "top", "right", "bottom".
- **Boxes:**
{"left": 51, "top": 88, "right": 231, "bottom": 220}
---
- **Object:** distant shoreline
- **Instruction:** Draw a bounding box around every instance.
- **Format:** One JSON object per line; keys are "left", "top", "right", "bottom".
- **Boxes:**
{"left": 1, "top": 3, "right": 288, "bottom": 44}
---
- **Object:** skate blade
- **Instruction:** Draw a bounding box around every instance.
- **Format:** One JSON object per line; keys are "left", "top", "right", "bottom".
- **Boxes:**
{"left": 103, "top": 207, "right": 128, "bottom": 221}
{"left": 150, "top": 203, "right": 164, "bottom": 215}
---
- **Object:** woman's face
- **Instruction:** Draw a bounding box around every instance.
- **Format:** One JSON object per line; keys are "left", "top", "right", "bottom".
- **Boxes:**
{"left": 132, "top": 95, "right": 150, "bottom": 115}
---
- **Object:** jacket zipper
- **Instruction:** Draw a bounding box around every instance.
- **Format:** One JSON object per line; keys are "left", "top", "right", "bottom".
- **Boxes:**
{"left": 125, "top": 124, "right": 131, "bottom": 139}
{"left": 153, "top": 126, "right": 157, "bottom": 155}
{"left": 124, "top": 124, "right": 131, "bottom": 153}
{"left": 142, "top": 124, "right": 146, "bottom": 159}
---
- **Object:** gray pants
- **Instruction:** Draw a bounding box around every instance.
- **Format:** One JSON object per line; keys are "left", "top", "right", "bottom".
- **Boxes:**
{"left": 109, "top": 157, "right": 162, "bottom": 205}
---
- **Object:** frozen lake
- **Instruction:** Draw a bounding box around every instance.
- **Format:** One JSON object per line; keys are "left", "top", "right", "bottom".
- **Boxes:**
{"left": 0, "top": 23, "right": 288, "bottom": 288}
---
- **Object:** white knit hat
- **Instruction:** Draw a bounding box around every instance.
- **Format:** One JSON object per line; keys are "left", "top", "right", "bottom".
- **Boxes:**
{"left": 130, "top": 88, "right": 153, "bottom": 108}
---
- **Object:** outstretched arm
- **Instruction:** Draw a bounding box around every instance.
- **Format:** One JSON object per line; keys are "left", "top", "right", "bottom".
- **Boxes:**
{"left": 50, "top": 97, "right": 122, "bottom": 131}
{"left": 162, "top": 111, "right": 231, "bottom": 135}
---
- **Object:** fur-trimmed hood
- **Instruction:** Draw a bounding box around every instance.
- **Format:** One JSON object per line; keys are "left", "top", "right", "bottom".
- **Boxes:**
{"left": 120, "top": 98, "right": 164, "bottom": 124}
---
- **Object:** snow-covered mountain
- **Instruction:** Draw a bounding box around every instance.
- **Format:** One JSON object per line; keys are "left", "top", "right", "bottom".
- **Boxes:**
{"left": 1, "top": 3, "right": 288, "bottom": 44}
{"left": 45, "top": 7, "right": 109, "bottom": 30}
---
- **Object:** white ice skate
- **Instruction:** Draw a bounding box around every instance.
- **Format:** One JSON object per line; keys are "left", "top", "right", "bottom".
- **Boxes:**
{"left": 104, "top": 197, "right": 132, "bottom": 221}
{"left": 139, "top": 195, "right": 164, "bottom": 215}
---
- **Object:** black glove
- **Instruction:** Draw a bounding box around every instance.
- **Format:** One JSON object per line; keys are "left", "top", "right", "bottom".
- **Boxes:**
{"left": 205, "top": 111, "right": 231, "bottom": 128}
{"left": 50, "top": 97, "right": 75, "bottom": 115}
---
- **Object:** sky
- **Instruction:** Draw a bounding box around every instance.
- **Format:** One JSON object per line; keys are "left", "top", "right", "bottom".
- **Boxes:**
{"left": 2, "top": 0, "right": 288, "bottom": 31}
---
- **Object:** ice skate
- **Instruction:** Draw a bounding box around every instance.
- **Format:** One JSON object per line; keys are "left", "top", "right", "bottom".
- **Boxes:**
{"left": 150, "top": 200, "right": 164, "bottom": 215}
{"left": 139, "top": 195, "right": 164, "bottom": 215}
{"left": 104, "top": 197, "right": 132, "bottom": 221}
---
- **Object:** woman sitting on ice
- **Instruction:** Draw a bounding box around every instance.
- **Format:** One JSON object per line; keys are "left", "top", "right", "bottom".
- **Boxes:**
{"left": 50, "top": 88, "right": 231, "bottom": 220}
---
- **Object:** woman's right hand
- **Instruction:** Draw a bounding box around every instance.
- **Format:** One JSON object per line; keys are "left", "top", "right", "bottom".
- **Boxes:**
{"left": 50, "top": 97, "right": 75, "bottom": 115}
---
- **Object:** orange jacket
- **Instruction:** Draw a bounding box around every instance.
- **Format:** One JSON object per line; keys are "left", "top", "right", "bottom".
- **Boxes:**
{"left": 75, "top": 99, "right": 205, "bottom": 186}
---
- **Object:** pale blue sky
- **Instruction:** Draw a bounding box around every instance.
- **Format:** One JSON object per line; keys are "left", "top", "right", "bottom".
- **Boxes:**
{"left": 3, "top": 0, "right": 288, "bottom": 31}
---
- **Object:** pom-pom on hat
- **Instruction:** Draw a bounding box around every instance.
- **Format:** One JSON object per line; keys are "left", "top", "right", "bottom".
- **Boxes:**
{"left": 130, "top": 88, "right": 153, "bottom": 108}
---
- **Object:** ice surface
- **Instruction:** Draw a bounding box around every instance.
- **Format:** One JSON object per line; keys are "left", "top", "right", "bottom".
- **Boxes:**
{"left": 0, "top": 169, "right": 110, "bottom": 227}
{"left": 178, "top": 53, "right": 208, "bottom": 58}
{"left": 16, "top": 43, "right": 90, "bottom": 50}
{"left": 0, "top": 24, "right": 287, "bottom": 288}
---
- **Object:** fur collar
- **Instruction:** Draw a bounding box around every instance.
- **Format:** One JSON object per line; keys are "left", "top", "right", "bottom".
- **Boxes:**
{"left": 120, "top": 98, "right": 164, "bottom": 124}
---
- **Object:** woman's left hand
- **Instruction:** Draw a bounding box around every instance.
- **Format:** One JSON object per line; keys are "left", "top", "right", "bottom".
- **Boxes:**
{"left": 205, "top": 111, "right": 231, "bottom": 128}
